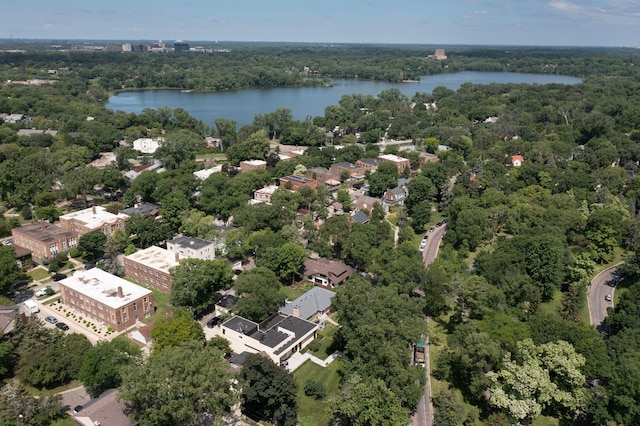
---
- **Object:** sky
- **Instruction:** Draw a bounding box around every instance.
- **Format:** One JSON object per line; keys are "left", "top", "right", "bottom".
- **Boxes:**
{"left": 2, "top": 0, "right": 639, "bottom": 47}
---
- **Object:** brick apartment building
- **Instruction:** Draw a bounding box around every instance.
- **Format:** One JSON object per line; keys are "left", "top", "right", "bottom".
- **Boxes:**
{"left": 11, "top": 221, "right": 78, "bottom": 264}
{"left": 123, "top": 246, "right": 179, "bottom": 293}
{"left": 378, "top": 154, "right": 411, "bottom": 173}
{"left": 59, "top": 269, "right": 153, "bottom": 332}
{"left": 59, "top": 206, "right": 129, "bottom": 236}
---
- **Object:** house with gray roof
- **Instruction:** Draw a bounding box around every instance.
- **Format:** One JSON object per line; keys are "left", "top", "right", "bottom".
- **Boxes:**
{"left": 167, "top": 235, "right": 216, "bottom": 260}
{"left": 279, "top": 286, "right": 336, "bottom": 320}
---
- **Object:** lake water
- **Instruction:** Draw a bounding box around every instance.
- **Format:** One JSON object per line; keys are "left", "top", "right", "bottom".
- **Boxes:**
{"left": 106, "top": 71, "right": 582, "bottom": 128}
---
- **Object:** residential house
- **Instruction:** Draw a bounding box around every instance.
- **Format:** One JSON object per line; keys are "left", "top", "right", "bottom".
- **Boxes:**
{"left": 221, "top": 313, "right": 318, "bottom": 366}
{"left": 167, "top": 235, "right": 215, "bottom": 260}
{"left": 2, "top": 114, "right": 27, "bottom": 123}
{"left": 378, "top": 154, "right": 411, "bottom": 173}
{"left": 59, "top": 268, "right": 153, "bottom": 332}
{"left": 350, "top": 210, "right": 370, "bottom": 224}
{"left": 356, "top": 158, "right": 380, "bottom": 172}
{"left": 59, "top": 206, "right": 129, "bottom": 237}
{"left": 301, "top": 258, "right": 354, "bottom": 289}
{"left": 73, "top": 389, "right": 133, "bottom": 426}
{"left": 279, "top": 175, "right": 317, "bottom": 191}
{"left": 193, "top": 165, "right": 223, "bottom": 181}
{"left": 132, "top": 137, "right": 163, "bottom": 154}
{"left": 0, "top": 305, "right": 20, "bottom": 334}
{"left": 305, "top": 167, "right": 339, "bottom": 189}
{"left": 11, "top": 221, "right": 78, "bottom": 264}
{"left": 419, "top": 152, "right": 439, "bottom": 166}
{"left": 383, "top": 186, "right": 406, "bottom": 208}
{"left": 124, "top": 160, "right": 164, "bottom": 180}
{"left": 511, "top": 155, "right": 524, "bottom": 167}
{"left": 279, "top": 286, "right": 336, "bottom": 321}
{"left": 239, "top": 159, "right": 267, "bottom": 172}
{"left": 252, "top": 185, "right": 279, "bottom": 204}
{"left": 119, "top": 202, "right": 160, "bottom": 218}
{"left": 123, "top": 246, "right": 179, "bottom": 293}
{"left": 16, "top": 129, "right": 58, "bottom": 137}
{"left": 330, "top": 162, "right": 365, "bottom": 180}
{"left": 353, "top": 194, "right": 381, "bottom": 212}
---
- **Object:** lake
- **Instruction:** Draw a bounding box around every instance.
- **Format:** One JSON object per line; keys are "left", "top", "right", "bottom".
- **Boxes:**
{"left": 106, "top": 71, "right": 582, "bottom": 128}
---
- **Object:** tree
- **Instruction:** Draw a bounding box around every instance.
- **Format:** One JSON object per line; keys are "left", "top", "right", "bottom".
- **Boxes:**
{"left": 240, "top": 353, "right": 298, "bottom": 426}
{"left": 276, "top": 242, "right": 306, "bottom": 285}
{"left": 158, "top": 191, "right": 192, "bottom": 232}
{"left": 486, "top": 339, "right": 587, "bottom": 425}
{"left": 79, "top": 337, "right": 142, "bottom": 397}
{"left": 62, "top": 166, "right": 101, "bottom": 208}
{"left": 156, "top": 129, "right": 202, "bottom": 170}
{"left": 328, "top": 374, "right": 408, "bottom": 426}
{"left": 0, "top": 384, "right": 65, "bottom": 426}
{"left": 119, "top": 341, "right": 238, "bottom": 426}
{"left": 170, "top": 259, "right": 233, "bottom": 318}
{"left": 234, "top": 267, "right": 282, "bottom": 322}
{"left": 150, "top": 308, "right": 205, "bottom": 353}
{"left": 0, "top": 245, "right": 24, "bottom": 294}
{"left": 77, "top": 230, "right": 107, "bottom": 261}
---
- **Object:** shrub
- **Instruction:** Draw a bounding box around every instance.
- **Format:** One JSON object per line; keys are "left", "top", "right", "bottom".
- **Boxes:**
{"left": 307, "top": 340, "right": 321, "bottom": 352}
{"left": 304, "top": 380, "right": 326, "bottom": 400}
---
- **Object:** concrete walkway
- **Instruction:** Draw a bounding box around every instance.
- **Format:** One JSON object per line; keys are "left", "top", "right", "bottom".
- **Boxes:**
{"left": 285, "top": 350, "right": 348, "bottom": 372}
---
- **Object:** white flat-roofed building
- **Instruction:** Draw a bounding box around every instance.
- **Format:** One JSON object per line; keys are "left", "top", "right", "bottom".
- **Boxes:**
{"left": 193, "top": 165, "right": 223, "bottom": 181}
{"left": 167, "top": 236, "right": 215, "bottom": 260}
{"left": 132, "top": 137, "right": 163, "bottom": 154}
{"left": 59, "top": 206, "right": 129, "bottom": 236}
{"left": 123, "top": 246, "right": 179, "bottom": 293}
{"left": 378, "top": 154, "right": 411, "bottom": 172}
{"left": 59, "top": 269, "right": 153, "bottom": 332}
{"left": 221, "top": 313, "right": 318, "bottom": 366}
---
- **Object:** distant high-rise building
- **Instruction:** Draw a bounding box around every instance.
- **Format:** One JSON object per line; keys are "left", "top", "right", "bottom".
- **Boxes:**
{"left": 174, "top": 40, "right": 190, "bottom": 52}
{"left": 428, "top": 48, "right": 447, "bottom": 60}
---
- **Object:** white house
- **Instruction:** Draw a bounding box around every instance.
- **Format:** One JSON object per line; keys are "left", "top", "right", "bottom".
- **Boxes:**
{"left": 166, "top": 236, "right": 216, "bottom": 260}
{"left": 132, "top": 137, "right": 163, "bottom": 154}
{"left": 221, "top": 314, "right": 317, "bottom": 366}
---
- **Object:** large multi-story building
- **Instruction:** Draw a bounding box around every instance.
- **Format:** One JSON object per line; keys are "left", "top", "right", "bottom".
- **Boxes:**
{"left": 11, "top": 221, "right": 78, "bottom": 264}
{"left": 239, "top": 159, "right": 267, "bottom": 172}
{"left": 378, "top": 154, "right": 411, "bottom": 173}
{"left": 59, "top": 206, "right": 129, "bottom": 236}
{"left": 279, "top": 175, "right": 317, "bottom": 191}
{"left": 167, "top": 236, "right": 216, "bottom": 260}
{"left": 123, "top": 246, "right": 179, "bottom": 293}
{"left": 59, "top": 269, "right": 153, "bottom": 332}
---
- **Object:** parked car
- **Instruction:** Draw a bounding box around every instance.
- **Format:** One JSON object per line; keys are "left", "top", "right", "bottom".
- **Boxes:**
{"left": 55, "top": 322, "right": 69, "bottom": 331}
{"left": 73, "top": 405, "right": 83, "bottom": 414}
{"left": 34, "top": 289, "right": 47, "bottom": 298}
{"left": 45, "top": 316, "right": 57, "bottom": 324}
{"left": 206, "top": 316, "right": 222, "bottom": 328}
{"left": 428, "top": 227, "right": 435, "bottom": 233}
{"left": 419, "top": 240, "right": 427, "bottom": 252}
{"left": 605, "top": 294, "right": 612, "bottom": 302}
{"left": 52, "top": 273, "right": 67, "bottom": 282}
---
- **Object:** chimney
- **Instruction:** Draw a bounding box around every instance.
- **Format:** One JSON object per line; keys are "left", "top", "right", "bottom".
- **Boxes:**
{"left": 117, "top": 286, "right": 124, "bottom": 298}
{"left": 190, "top": 240, "right": 195, "bottom": 246}
{"left": 175, "top": 252, "right": 180, "bottom": 262}
{"left": 92, "top": 206, "right": 96, "bottom": 214}
{"left": 292, "top": 308, "right": 300, "bottom": 317}
{"left": 40, "top": 220, "right": 45, "bottom": 230}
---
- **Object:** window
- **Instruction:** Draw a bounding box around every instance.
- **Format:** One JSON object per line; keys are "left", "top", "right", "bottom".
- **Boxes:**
{"left": 133, "top": 302, "right": 137, "bottom": 311}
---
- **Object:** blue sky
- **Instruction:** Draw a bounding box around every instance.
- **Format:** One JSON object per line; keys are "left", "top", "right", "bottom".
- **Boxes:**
{"left": 2, "top": 0, "right": 639, "bottom": 46}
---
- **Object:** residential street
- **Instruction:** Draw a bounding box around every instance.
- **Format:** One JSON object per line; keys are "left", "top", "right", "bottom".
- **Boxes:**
{"left": 588, "top": 263, "right": 621, "bottom": 333}
{"left": 412, "top": 222, "right": 446, "bottom": 426}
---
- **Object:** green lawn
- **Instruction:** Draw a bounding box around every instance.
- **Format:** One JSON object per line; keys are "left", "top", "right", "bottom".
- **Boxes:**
{"left": 27, "top": 267, "right": 49, "bottom": 281}
{"left": 303, "top": 324, "right": 338, "bottom": 360}
{"left": 51, "top": 416, "right": 75, "bottom": 426}
{"left": 294, "top": 358, "right": 343, "bottom": 426}
{"left": 280, "top": 282, "right": 314, "bottom": 301}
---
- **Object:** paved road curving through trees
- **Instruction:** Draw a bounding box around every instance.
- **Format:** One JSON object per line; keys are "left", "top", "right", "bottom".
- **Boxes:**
{"left": 588, "top": 263, "right": 622, "bottom": 334}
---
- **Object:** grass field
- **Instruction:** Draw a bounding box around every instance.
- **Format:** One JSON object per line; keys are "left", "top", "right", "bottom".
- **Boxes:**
{"left": 280, "top": 282, "right": 314, "bottom": 301}
{"left": 51, "top": 416, "right": 75, "bottom": 426}
{"left": 27, "top": 267, "right": 49, "bottom": 281}
{"left": 303, "top": 324, "right": 339, "bottom": 360}
{"left": 294, "top": 358, "right": 343, "bottom": 426}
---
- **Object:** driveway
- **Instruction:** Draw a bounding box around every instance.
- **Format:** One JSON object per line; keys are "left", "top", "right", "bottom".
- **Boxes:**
{"left": 588, "top": 264, "right": 621, "bottom": 333}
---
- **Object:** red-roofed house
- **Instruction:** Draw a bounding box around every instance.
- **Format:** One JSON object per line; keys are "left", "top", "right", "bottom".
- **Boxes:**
{"left": 511, "top": 155, "right": 524, "bottom": 167}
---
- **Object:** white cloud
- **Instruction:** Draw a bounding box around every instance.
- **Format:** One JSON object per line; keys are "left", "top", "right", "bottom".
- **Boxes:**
{"left": 548, "top": 1, "right": 582, "bottom": 13}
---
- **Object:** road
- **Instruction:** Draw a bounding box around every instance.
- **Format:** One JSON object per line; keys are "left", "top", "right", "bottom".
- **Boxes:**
{"left": 588, "top": 264, "right": 621, "bottom": 332}
{"left": 412, "top": 223, "right": 447, "bottom": 426}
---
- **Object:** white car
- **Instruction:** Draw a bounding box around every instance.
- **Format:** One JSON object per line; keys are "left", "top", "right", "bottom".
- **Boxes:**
{"left": 419, "top": 240, "right": 427, "bottom": 252}
{"left": 605, "top": 294, "right": 612, "bottom": 302}
{"left": 34, "top": 289, "right": 47, "bottom": 298}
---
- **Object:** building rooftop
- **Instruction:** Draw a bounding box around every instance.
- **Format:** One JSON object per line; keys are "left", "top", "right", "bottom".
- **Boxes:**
{"left": 378, "top": 154, "right": 409, "bottom": 163}
{"left": 119, "top": 202, "right": 159, "bottom": 216}
{"left": 279, "top": 286, "right": 335, "bottom": 320}
{"left": 255, "top": 185, "right": 279, "bottom": 195}
{"left": 333, "top": 162, "right": 363, "bottom": 170}
{"left": 223, "top": 313, "right": 317, "bottom": 352}
{"left": 59, "top": 206, "right": 128, "bottom": 230}
{"left": 281, "top": 175, "right": 314, "bottom": 184}
{"left": 12, "top": 221, "right": 76, "bottom": 243}
{"left": 193, "top": 165, "right": 223, "bottom": 180}
{"left": 168, "top": 235, "right": 213, "bottom": 251}
{"left": 125, "top": 246, "right": 178, "bottom": 274}
{"left": 73, "top": 389, "right": 133, "bottom": 426}
{"left": 60, "top": 269, "right": 152, "bottom": 310}
{"left": 241, "top": 159, "right": 267, "bottom": 166}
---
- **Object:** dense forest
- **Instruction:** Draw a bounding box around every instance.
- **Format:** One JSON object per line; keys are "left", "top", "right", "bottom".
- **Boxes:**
{"left": 1, "top": 42, "right": 640, "bottom": 425}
